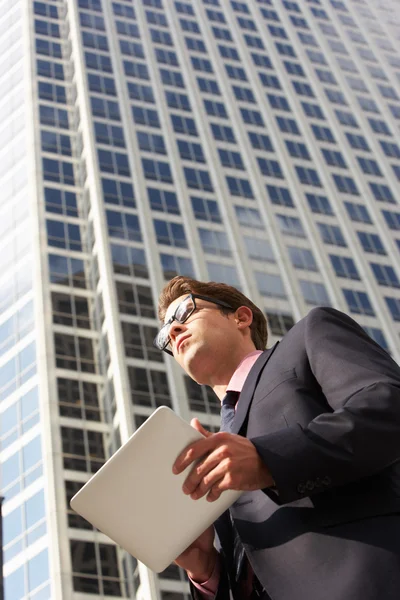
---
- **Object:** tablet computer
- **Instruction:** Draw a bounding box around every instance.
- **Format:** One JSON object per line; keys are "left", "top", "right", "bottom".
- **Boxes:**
{"left": 70, "top": 406, "right": 242, "bottom": 572}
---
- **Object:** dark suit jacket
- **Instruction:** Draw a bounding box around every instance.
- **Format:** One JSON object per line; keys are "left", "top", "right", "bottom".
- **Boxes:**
{"left": 190, "top": 307, "right": 400, "bottom": 600}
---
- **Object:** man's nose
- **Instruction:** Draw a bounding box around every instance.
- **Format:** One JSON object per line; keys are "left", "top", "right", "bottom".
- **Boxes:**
{"left": 169, "top": 320, "right": 186, "bottom": 341}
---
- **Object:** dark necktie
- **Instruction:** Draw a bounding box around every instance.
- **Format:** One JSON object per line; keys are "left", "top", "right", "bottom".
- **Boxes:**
{"left": 220, "top": 390, "right": 246, "bottom": 582}
{"left": 220, "top": 390, "right": 239, "bottom": 433}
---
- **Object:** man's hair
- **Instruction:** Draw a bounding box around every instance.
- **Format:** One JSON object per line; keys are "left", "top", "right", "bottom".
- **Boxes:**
{"left": 158, "top": 276, "right": 268, "bottom": 350}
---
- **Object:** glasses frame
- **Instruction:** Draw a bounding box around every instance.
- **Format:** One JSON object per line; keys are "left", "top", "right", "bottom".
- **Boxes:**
{"left": 154, "top": 293, "right": 234, "bottom": 356}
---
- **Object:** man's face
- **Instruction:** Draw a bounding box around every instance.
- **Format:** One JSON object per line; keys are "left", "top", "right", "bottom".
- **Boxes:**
{"left": 163, "top": 294, "right": 242, "bottom": 384}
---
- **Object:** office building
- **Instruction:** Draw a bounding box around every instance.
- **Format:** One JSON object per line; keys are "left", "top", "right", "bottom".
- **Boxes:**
{"left": 1, "top": 0, "right": 399, "bottom": 598}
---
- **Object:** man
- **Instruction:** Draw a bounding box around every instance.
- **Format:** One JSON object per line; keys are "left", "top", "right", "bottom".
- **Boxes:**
{"left": 155, "top": 276, "right": 400, "bottom": 600}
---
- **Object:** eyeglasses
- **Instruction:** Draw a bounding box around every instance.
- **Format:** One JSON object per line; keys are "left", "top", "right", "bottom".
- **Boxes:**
{"left": 154, "top": 293, "right": 234, "bottom": 355}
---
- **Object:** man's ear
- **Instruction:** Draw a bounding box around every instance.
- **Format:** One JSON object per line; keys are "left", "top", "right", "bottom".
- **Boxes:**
{"left": 234, "top": 305, "right": 253, "bottom": 328}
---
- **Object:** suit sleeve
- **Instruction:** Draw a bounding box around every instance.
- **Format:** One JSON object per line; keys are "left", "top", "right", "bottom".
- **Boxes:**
{"left": 251, "top": 307, "right": 400, "bottom": 504}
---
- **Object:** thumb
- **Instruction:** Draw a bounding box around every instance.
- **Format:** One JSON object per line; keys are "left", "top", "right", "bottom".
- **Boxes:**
{"left": 191, "top": 418, "right": 212, "bottom": 438}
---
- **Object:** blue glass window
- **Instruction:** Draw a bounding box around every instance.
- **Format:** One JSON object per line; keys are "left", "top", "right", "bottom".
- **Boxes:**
{"left": 39, "top": 105, "right": 69, "bottom": 128}
{"left": 275, "top": 214, "right": 305, "bottom": 237}
{"left": 160, "top": 254, "right": 195, "bottom": 280}
{"left": 219, "top": 149, "right": 245, "bottom": 170}
{"left": 137, "top": 132, "right": 166, "bottom": 155}
{"left": 160, "top": 68, "right": 185, "bottom": 88}
{"left": 171, "top": 114, "right": 198, "bottom": 136}
{"left": 300, "top": 281, "right": 330, "bottom": 305}
{"left": 322, "top": 149, "right": 347, "bottom": 168}
{"left": 127, "top": 82, "right": 154, "bottom": 103}
{"left": 312, "top": 125, "right": 335, "bottom": 143}
{"left": 102, "top": 179, "right": 135, "bottom": 208}
{"left": 47, "top": 221, "right": 82, "bottom": 251}
{"left": 91, "top": 97, "right": 120, "bottom": 120}
{"left": 97, "top": 150, "right": 130, "bottom": 176}
{"left": 197, "top": 78, "right": 220, "bottom": 95}
{"left": 385, "top": 297, "right": 400, "bottom": 321}
{"left": 142, "top": 159, "right": 173, "bottom": 183}
{"left": 369, "top": 183, "right": 395, "bottom": 203}
{"left": 295, "top": 166, "right": 322, "bottom": 187}
{"left": 124, "top": 60, "right": 150, "bottom": 80}
{"left": 191, "top": 197, "right": 221, "bottom": 222}
{"left": 285, "top": 141, "right": 311, "bottom": 160}
{"left": 226, "top": 176, "right": 253, "bottom": 198}
{"left": 306, "top": 193, "right": 334, "bottom": 215}
{"left": 288, "top": 247, "right": 317, "bottom": 271}
{"left": 88, "top": 73, "right": 116, "bottom": 95}
{"left": 357, "top": 231, "right": 386, "bottom": 255}
{"left": 204, "top": 99, "right": 228, "bottom": 118}
{"left": 267, "top": 185, "right": 294, "bottom": 207}
{"left": 332, "top": 174, "right": 359, "bottom": 195}
{"left": 42, "top": 159, "right": 75, "bottom": 185}
{"left": 95, "top": 122, "right": 125, "bottom": 147}
{"left": 85, "top": 52, "right": 113, "bottom": 73}
{"left": 148, "top": 188, "right": 180, "bottom": 214}
{"left": 276, "top": 116, "right": 300, "bottom": 134}
{"left": 248, "top": 132, "right": 273, "bottom": 151}
{"left": 234, "top": 206, "right": 264, "bottom": 229}
{"left": 153, "top": 220, "right": 187, "bottom": 247}
{"left": 244, "top": 237, "right": 275, "bottom": 262}
{"left": 258, "top": 158, "right": 283, "bottom": 178}
{"left": 211, "top": 123, "right": 236, "bottom": 143}
{"left": 165, "top": 91, "right": 191, "bottom": 111}
{"left": 382, "top": 210, "right": 400, "bottom": 230}
{"left": 106, "top": 210, "right": 141, "bottom": 242}
{"left": 330, "top": 255, "right": 359, "bottom": 279}
{"left": 132, "top": 106, "right": 160, "bottom": 128}
{"left": 344, "top": 202, "right": 372, "bottom": 224}
{"left": 343, "top": 289, "right": 375, "bottom": 316}
{"left": 255, "top": 272, "right": 287, "bottom": 298}
{"left": 184, "top": 168, "right": 213, "bottom": 191}
{"left": 318, "top": 223, "right": 346, "bottom": 246}
{"left": 198, "top": 229, "right": 231, "bottom": 256}
{"left": 37, "top": 59, "right": 64, "bottom": 80}
{"left": 371, "top": 264, "right": 400, "bottom": 288}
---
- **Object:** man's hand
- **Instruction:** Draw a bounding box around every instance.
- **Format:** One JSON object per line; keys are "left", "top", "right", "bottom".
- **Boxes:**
{"left": 173, "top": 419, "right": 274, "bottom": 502}
{"left": 174, "top": 525, "right": 218, "bottom": 583}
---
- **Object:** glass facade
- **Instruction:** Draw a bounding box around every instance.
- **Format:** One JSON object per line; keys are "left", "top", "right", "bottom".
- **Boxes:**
{"left": 1, "top": 0, "right": 399, "bottom": 598}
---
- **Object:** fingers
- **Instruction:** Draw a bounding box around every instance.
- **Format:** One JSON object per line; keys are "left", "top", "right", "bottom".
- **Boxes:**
{"left": 183, "top": 445, "right": 232, "bottom": 496}
{"left": 191, "top": 418, "right": 212, "bottom": 438}
{"left": 173, "top": 432, "right": 225, "bottom": 474}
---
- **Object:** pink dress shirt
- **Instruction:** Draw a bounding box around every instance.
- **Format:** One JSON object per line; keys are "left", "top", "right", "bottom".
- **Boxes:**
{"left": 191, "top": 350, "right": 263, "bottom": 598}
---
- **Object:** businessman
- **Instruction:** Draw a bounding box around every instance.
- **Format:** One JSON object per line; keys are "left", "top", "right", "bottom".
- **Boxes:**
{"left": 155, "top": 276, "right": 400, "bottom": 599}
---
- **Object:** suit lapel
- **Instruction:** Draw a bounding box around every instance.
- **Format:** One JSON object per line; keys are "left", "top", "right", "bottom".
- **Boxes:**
{"left": 231, "top": 343, "right": 279, "bottom": 435}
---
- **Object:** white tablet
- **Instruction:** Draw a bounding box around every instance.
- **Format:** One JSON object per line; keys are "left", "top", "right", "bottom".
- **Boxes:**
{"left": 70, "top": 406, "right": 242, "bottom": 572}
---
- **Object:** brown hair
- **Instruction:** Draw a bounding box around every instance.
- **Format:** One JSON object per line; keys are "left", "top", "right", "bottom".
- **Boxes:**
{"left": 158, "top": 276, "right": 268, "bottom": 350}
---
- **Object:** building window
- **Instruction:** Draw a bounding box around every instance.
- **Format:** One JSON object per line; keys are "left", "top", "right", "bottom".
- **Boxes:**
{"left": 128, "top": 367, "right": 172, "bottom": 408}
{"left": 160, "top": 254, "right": 195, "bottom": 280}
{"left": 343, "top": 289, "right": 375, "bottom": 316}
{"left": 244, "top": 237, "right": 275, "bottom": 262}
{"left": 255, "top": 272, "right": 287, "bottom": 298}
{"left": 357, "top": 232, "right": 386, "bottom": 255}
{"left": 385, "top": 297, "right": 400, "bottom": 321}
{"left": 370, "top": 264, "right": 400, "bottom": 288}
{"left": 116, "top": 282, "right": 155, "bottom": 318}
{"left": 344, "top": 202, "right": 372, "bottom": 224}
{"left": 300, "top": 281, "right": 330, "bottom": 305}
{"left": 111, "top": 244, "right": 148, "bottom": 279}
{"left": 70, "top": 540, "right": 122, "bottom": 595}
{"left": 288, "top": 247, "right": 318, "bottom": 271}
{"left": 306, "top": 193, "right": 334, "bottom": 215}
{"left": 329, "top": 255, "right": 360, "bottom": 280}
{"left": 266, "top": 311, "right": 294, "bottom": 336}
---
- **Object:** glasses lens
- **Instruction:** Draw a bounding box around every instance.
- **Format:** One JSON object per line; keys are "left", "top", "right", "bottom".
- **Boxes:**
{"left": 175, "top": 296, "right": 194, "bottom": 323}
{"left": 155, "top": 323, "right": 170, "bottom": 350}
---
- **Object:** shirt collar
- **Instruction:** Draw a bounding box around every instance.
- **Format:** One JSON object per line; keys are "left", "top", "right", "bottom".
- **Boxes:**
{"left": 226, "top": 350, "right": 263, "bottom": 396}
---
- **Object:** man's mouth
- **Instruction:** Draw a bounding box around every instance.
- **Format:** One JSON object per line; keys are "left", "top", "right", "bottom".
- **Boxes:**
{"left": 177, "top": 335, "right": 190, "bottom": 353}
